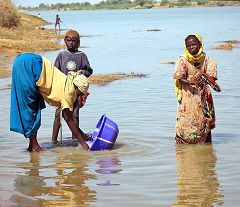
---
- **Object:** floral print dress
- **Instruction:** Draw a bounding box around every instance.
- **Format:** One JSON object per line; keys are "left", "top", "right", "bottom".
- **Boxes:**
{"left": 174, "top": 56, "right": 218, "bottom": 143}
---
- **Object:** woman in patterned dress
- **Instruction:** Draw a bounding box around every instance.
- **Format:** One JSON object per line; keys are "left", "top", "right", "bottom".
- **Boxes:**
{"left": 174, "top": 34, "right": 221, "bottom": 144}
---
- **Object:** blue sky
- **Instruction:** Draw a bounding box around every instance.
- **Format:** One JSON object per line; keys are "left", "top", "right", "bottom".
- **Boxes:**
{"left": 15, "top": 0, "right": 99, "bottom": 7}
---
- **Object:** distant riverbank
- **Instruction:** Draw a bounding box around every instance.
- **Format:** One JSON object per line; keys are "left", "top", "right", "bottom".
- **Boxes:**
{"left": 17, "top": 0, "right": 240, "bottom": 12}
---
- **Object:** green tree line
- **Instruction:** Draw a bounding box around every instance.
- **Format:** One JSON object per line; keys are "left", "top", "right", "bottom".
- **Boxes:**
{"left": 17, "top": 0, "right": 240, "bottom": 11}
{"left": 18, "top": 0, "right": 156, "bottom": 10}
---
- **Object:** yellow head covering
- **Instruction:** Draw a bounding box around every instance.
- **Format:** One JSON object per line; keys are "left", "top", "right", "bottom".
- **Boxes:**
{"left": 183, "top": 33, "right": 205, "bottom": 64}
{"left": 67, "top": 71, "right": 90, "bottom": 94}
{"left": 174, "top": 79, "right": 183, "bottom": 102}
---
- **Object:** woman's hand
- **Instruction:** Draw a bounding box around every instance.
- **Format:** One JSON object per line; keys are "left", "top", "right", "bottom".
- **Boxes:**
{"left": 191, "top": 71, "right": 205, "bottom": 88}
{"left": 83, "top": 133, "right": 93, "bottom": 141}
{"left": 201, "top": 73, "right": 221, "bottom": 92}
{"left": 80, "top": 142, "right": 89, "bottom": 151}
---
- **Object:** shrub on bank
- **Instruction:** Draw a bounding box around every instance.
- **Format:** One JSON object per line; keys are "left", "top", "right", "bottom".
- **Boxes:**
{"left": 0, "top": 0, "right": 19, "bottom": 28}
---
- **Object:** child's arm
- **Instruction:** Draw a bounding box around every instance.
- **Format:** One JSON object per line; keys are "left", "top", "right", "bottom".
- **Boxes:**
{"left": 79, "top": 53, "right": 93, "bottom": 77}
{"left": 81, "top": 65, "right": 93, "bottom": 77}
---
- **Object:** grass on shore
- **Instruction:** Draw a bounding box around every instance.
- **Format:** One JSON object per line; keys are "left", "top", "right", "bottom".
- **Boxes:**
{"left": 0, "top": 0, "right": 19, "bottom": 28}
{"left": 0, "top": 12, "right": 64, "bottom": 79}
{"left": 0, "top": 13, "right": 62, "bottom": 52}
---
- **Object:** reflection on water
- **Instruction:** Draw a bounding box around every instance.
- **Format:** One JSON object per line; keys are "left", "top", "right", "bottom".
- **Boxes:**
{"left": 173, "top": 145, "right": 224, "bottom": 207}
{"left": 95, "top": 153, "right": 122, "bottom": 186}
{"left": 11, "top": 151, "right": 96, "bottom": 207}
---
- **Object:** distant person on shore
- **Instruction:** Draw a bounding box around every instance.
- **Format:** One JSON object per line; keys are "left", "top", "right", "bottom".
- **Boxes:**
{"left": 55, "top": 14, "right": 61, "bottom": 33}
{"left": 10, "top": 53, "right": 91, "bottom": 152}
{"left": 37, "top": 13, "right": 41, "bottom": 18}
{"left": 52, "top": 29, "right": 93, "bottom": 144}
{"left": 174, "top": 34, "right": 221, "bottom": 144}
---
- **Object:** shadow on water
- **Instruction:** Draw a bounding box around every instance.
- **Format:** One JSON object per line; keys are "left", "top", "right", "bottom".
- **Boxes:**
{"left": 10, "top": 150, "right": 97, "bottom": 207}
{"left": 172, "top": 144, "right": 224, "bottom": 207}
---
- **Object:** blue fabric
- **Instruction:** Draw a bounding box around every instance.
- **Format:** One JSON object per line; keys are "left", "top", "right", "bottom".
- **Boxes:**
{"left": 10, "top": 53, "right": 46, "bottom": 138}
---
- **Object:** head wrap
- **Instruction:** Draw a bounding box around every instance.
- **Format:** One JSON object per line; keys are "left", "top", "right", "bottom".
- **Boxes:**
{"left": 67, "top": 71, "right": 90, "bottom": 94}
{"left": 65, "top": 29, "right": 80, "bottom": 40}
{"left": 183, "top": 34, "right": 205, "bottom": 64}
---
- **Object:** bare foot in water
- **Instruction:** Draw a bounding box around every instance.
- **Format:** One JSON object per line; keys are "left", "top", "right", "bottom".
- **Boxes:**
{"left": 27, "top": 144, "right": 42, "bottom": 152}
{"left": 28, "top": 135, "right": 42, "bottom": 152}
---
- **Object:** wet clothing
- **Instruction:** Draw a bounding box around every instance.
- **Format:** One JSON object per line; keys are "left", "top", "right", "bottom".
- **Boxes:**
{"left": 174, "top": 56, "right": 218, "bottom": 143}
{"left": 10, "top": 53, "right": 77, "bottom": 138}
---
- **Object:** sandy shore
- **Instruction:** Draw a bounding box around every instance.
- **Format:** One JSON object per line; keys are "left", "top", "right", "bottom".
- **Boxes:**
{"left": 0, "top": 51, "right": 16, "bottom": 79}
{"left": 0, "top": 13, "right": 61, "bottom": 79}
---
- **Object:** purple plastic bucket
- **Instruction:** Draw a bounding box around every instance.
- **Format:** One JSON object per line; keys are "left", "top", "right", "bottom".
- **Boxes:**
{"left": 87, "top": 114, "right": 119, "bottom": 151}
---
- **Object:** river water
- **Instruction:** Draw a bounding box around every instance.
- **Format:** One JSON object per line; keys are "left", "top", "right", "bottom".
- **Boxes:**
{"left": 0, "top": 6, "right": 240, "bottom": 207}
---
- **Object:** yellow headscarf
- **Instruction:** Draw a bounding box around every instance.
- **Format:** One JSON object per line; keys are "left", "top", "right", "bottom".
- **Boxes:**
{"left": 174, "top": 79, "right": 183, "bottom": 102}
{"left": 183, "top": 33, "right": 205, "bottom": 64}
{"left": 174, "top": 34, "right": 205, "bottom": 102}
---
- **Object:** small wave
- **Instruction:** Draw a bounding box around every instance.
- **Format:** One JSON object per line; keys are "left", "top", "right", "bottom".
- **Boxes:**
{"left": 213, "top": 133, "right": 240, "bottom": 144}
